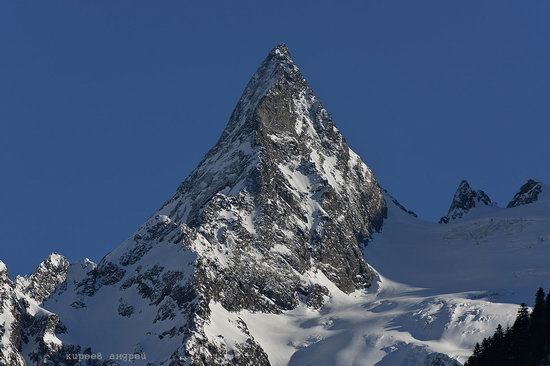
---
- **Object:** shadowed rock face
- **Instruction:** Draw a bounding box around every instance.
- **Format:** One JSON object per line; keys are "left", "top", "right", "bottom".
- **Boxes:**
{"left": 2, "top": 45, "right": 387, "bottom": 365}
{"left": 439, "top": 180, "right": 492, "bottom": 224}
{"left": 507, "top": 179, "right": 543, "bottom": 208}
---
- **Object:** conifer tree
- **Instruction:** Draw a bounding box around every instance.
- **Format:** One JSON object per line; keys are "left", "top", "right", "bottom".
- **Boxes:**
{"left": 492, "top": 324, "right": 506, "bottom": 365}
{"left": 465, "top": 343, "right": 482, "bottom": 366}
{"left": 464, "top": 289, "right": 550, "bottom": 366}
{"left": 511, "top": 303, "right": 530, "bottom": 366}
{"left": 530, "top": 288, "right": 546, "bottom": 363}
{"left": 545, "top": 290, "right": 550, "bottom": 357}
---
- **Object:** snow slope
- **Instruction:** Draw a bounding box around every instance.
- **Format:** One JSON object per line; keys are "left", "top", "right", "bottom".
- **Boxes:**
{"left": 369, "top": 187, "right": 550, "bottom": 303}
{"left": 213, "top": 188, "right": 550, "bottom": 366}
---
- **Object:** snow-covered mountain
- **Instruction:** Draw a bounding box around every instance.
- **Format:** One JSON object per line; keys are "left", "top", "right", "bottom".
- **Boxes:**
{"left": 439, "top": 180, "right": 494, "bottom": 224}
{"left": 1, "top": 45, "right": 550, "bottom": 366}
{"left": 507, "top": 179, "right": 547, "bottom": 208}
{"left": 0, "top": 254, "right": 69, "bottom": 366}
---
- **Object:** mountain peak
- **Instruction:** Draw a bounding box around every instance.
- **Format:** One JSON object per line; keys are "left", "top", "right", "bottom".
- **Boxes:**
{"left": 170, "top": 44, "right": 367, "bottom": 226}
{"left": 269, "top": 43, "right": 292, "bottom": 59}
{"left": 0, "top": 260, "right": 7, "bottom": 279}
{"left": 220, "top": 43, "right": 302, "bottom": 136}
{"left": 160, "top": 44, "right": 386, "bottom": 294}
{"left": 439, "top": 180, "right": 493, "bottom": 223}
{"left": 260, "top": 43, "right": 294, "bottom": 74}
{"left": 457, "top": 179, "right": 471, "bottom": 189}
{"left": 257, "top": 43, "right": 296, "bottom": 78}
{"left": 15, "top": 252, "right": 69, "bottom": 303}
{"left": 507, "top": 179, "right": 545, "bottom": 208}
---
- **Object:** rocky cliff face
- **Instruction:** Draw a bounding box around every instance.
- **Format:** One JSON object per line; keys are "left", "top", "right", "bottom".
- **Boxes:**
{"left": 439, "top": 180, "right": 493, "bottom": 224}
{"left": 15, "top": 254, "right": 69, "bottom": 304}
{"left": 22, "top": 44, "right": 387, "bottom": 366}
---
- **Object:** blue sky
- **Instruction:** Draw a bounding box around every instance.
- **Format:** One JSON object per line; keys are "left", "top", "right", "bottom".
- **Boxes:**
{"left": 1, "top": 1, "right": 549, "bottom": 275}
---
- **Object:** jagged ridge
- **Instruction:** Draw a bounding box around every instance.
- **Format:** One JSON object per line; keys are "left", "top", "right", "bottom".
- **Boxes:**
{"left": 439, "top": 180, "right": 492, "bottom": 224}
{"left": 507, "top": 179, "right": 545, "bottom": 208}
{"left": 0, "top": 255, "right": 70, "bottom": 366}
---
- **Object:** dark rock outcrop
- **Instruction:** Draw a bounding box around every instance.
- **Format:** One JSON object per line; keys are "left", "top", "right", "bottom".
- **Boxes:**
{"left": 439, "top": 180, "right": 492, "bottom": 224}
{"left": 507, "top": 179, "right": 544, "bottom": 208}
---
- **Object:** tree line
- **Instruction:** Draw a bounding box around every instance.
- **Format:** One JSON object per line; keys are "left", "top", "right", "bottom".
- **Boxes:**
{"left": 465, "top": 288, "right": 550, "bottom": 366}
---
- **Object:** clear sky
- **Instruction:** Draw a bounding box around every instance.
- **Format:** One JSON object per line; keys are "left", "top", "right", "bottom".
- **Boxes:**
{"left": 1, "top": 1, "right": 549, "bottom": 276}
